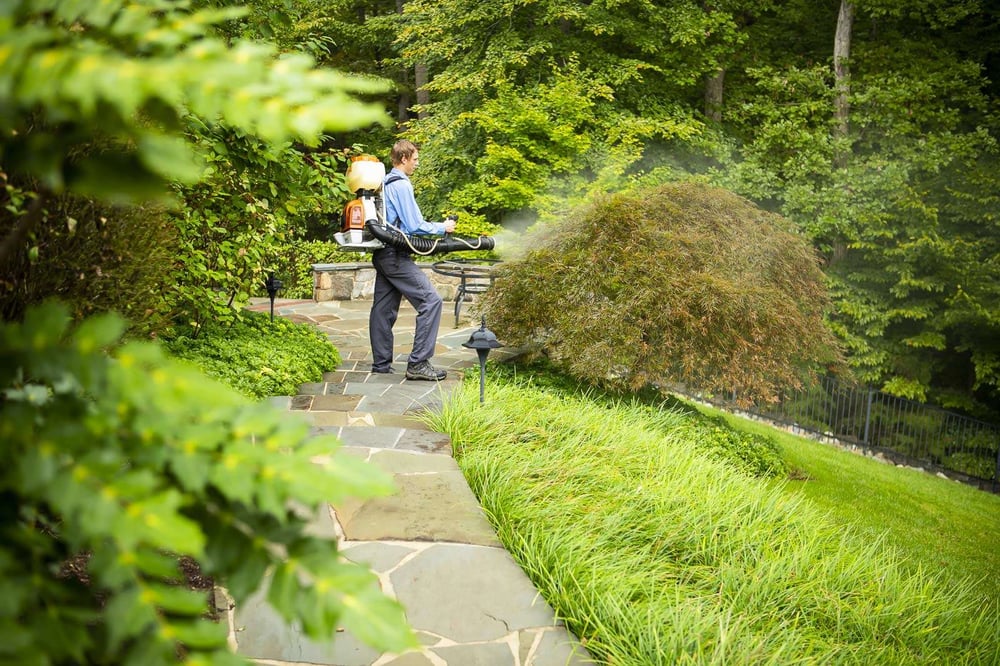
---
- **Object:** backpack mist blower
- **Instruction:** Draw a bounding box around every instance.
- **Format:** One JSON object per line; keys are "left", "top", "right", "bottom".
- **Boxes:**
{"left": 333, "top": 155, "right": 496, "bottom": 256}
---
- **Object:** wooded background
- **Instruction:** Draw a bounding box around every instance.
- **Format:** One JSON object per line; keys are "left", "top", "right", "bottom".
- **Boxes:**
{"left": 2, "top": 0, "right": 998, "bottom": 420}
{"left": 302, "top": 0, "right": 1000, "bottom": 420}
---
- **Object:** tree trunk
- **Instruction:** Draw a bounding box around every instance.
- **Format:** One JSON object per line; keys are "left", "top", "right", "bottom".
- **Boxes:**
{"left": 395, "top": 0, "right": 412, "bottom": 123}
{"left": 397, "top": 80, "right": 411, "bottom": 123}
{"left": 828, "top": 0, "right": 855, "bottom": 266}
{"left": 833, "top": 0, "right": 854, "bottom": 168}
{"left": 415, "top": 63, "right": 429, "bottom": 119}
{"left": 394, "top": 0, "right": 430, "bottom": 123}
{"left": 704, "top": 68, "right": 725, "bottom": 123}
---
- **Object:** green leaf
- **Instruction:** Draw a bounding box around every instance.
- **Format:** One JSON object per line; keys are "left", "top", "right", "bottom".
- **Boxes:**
{"left": 207, "top": 448, "right": 255, "bottom": 505}
{"left": 138, "top": 132, "right": 203, "bottom": 184}
{"left": 78, "top": 490, "right": 122, "bottom": 538}
{"left": 221, "top": 545, "right": 271, "bottom": 601}
{"left": 69, "top": 153, "right": 173, "bottom": 205}
{"left": 0, "top": 618, "right": 36, "bottom": 658}
{"left": 296, "top": 445, "right": 396, "bottom": 504}
{"left": 338, "top": 584, "right": 418, "bottom": 654}
{"left": 185, "top": 651, "right": 250, "bottom": 666}
{"left": 133, "top": 548, "right": 182, "bottom": 581}
{"left": 0, "top": 577, "right": 31, "bottom": 619}
{"left": 114, "top": 490, "right": 205, "bottom": 556}
{"left": 104, "top": 586, "right": 157, "bottom": 650}
{"left": 70, "top": 312, "right": 126, "bottom": 354}
{"left": 169, "top": 618, "right": 228, "bottom": 650}
{"left": 285, "top": 537, "right": 342, "bottom": 576}
{"left": 267, "top": 561, "right": 299, "bottom": 619}
{"left": 147, "top": 583, "right": 211, "bottom": 615}
{"left": 121, "top": 632, "right": 176, "bottom": 666}
{"left": 18, "top": 301, "right": 71, "bottom": 350}
{"left": 902, "top": 331, "right": 947, "bottom": 350}
{"left": 28, "top": 605, "right": 94, "bottom": 663}
{"left": 88, "top": 543, "right": 138, "bottom": 590}
{"left": 167, "top": 446, "right": 211, "bottom": 493}
{"left": 881, "top": 376, "right": 928, "bottom": 401}
{"left": 252, "top": 472, "right": 286, "bottom": 518}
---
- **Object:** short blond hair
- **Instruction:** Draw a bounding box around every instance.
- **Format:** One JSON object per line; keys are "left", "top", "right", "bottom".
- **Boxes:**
{"left": 390, "top": 139, "right": 418, "bottom": 166}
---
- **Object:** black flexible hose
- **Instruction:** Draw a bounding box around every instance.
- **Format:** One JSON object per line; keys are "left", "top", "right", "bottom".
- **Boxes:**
{"left": 366, "top": 221, "right": 496, "bottom": 255}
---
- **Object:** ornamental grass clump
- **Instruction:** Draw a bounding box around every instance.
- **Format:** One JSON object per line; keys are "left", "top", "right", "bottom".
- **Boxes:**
{"left": 427, "top": 375, "right": 999, "bottom": 665}
{"left": 480, "top": 181, "right": 841, "bottom": 405}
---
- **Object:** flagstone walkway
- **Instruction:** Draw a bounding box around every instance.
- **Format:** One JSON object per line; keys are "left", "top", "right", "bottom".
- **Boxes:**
{"left": 231, "top": 299, "right": 593, "bottom": 666}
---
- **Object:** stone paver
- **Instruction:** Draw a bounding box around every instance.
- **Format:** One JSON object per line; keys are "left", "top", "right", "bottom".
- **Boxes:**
{"left": 232, "top": 298, "right": 593, "bottom": 666}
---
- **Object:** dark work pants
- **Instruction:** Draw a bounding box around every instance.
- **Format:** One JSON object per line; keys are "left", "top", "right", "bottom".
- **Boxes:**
{"left": 369, "top": 247, "right": 443, "bottom": 371}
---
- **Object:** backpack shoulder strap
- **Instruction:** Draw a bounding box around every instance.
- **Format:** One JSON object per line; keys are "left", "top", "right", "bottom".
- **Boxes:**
{"left": 382, "top": 174, "right": 406, "bottom": 229}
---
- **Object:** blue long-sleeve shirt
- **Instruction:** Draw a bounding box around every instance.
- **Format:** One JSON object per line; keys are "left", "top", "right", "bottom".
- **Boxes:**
{"left": 383, "top": 168, "right": 445, "bottom": 236}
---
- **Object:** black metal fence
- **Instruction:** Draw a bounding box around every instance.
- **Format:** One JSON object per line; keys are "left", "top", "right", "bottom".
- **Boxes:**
{"left": 700, "top": 376, "right": 1000, "bottom": 491}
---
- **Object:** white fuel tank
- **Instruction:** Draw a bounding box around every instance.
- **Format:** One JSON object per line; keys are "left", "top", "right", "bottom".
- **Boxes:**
{"left": 346, "top": 155, "right": 386, "bottom": 193}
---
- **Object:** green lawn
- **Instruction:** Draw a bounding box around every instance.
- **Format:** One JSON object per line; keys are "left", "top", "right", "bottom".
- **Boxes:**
{"left": 426, "top": 367, "right": 1000, "bottom": 665}
{"left": 700, "top": 404, "right": 1000, "bottom": 604}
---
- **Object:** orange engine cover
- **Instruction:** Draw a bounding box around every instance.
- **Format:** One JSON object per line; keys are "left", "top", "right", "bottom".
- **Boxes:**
{"left": 343, "top": 199, "right": 364, "bottom": 232}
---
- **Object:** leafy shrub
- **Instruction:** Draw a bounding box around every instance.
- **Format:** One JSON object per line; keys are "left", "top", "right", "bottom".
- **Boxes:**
{"left": 0, "top": 1, "right": 388, "bottom": 336}
{"left": 170, "top": 132, "right": 355, "bottom": 332}
{"left": 447, "top": 210, "right": 503, "bottom": 242}
{"left": 0, "top": 302, "right": 416, "bottom": 664}
{"left": 0, "top": 176, "right": 179, "bottom": 338}
{"left": 164, "top": 310, "right": 339, "bottom": 399}
{"left": 943, "top": 451, "right": 998, "bottom": 481}
{"left": 480, "top": 181, "right": 842, "bottom": 405}
{"left": 684, "top": 425, "right": 787, "bottom": 479}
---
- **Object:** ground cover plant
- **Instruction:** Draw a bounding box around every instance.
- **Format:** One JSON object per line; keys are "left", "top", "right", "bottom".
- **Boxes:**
{"left": 427, "top": 367, "right": 1000, "bottom": 665}
{"left": 164, "top": 310, "right": 339, "bottom": 400}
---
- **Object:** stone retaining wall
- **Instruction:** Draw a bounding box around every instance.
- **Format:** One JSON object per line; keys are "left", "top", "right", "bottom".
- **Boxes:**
{"left": 312, "top": 262, "right": 467, "bottom": 302}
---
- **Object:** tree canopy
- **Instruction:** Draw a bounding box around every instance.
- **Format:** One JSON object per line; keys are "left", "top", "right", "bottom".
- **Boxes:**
{"left": 381, "top": 0, "right": 1000, "bottom": 419}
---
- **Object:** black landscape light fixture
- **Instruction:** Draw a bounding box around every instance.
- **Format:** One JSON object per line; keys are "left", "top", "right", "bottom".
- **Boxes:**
{"left": 264, "top": 272, "right": 283, "bottom": 321}
{"left": 462, "top": 316, "right": 503, "bottom": 404}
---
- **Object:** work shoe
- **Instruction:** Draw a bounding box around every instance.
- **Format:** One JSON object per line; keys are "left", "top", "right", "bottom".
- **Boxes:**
{"left": 371, "top": 366, "right": 395, "bottom": 374}
{"left": 406, "top": 361, "right": 447, "bottom": 381}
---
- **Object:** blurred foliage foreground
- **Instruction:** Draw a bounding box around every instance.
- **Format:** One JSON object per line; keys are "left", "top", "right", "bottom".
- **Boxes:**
{"left": 0, "top": 302, "right": 417, "bottom": 665}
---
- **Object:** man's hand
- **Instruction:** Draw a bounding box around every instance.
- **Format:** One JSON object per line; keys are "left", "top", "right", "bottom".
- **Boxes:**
{"left": 443, "top": 215, "right": 457, "bottom": 234}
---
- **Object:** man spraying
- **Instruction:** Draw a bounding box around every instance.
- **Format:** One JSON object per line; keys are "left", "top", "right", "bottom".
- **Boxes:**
{"left": 368, "top": 140, "right": 456, "bottom": 380}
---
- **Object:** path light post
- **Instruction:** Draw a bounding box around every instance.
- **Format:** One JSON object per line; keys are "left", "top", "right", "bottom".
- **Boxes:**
{"left": 264, "top": 273, "right": 283, "bottom": 321}
{"left": 462, "top": 316, "right": 503, "bottom": 404}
